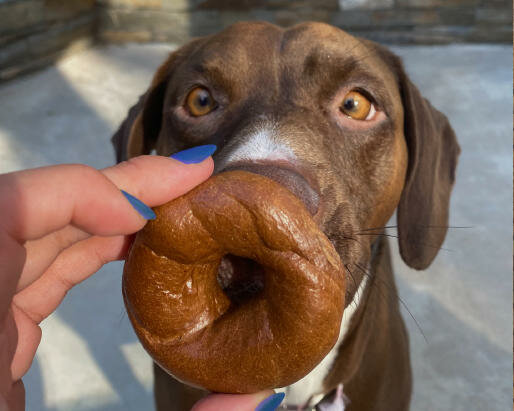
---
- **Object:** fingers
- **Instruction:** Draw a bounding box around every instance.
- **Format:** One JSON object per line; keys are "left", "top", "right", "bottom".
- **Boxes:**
{"left": 6, "top": 155, "right": 213, "bottom": 290}
{"left": 9, "top": 305, "right": 41, "bottom": 382}
{"left": 1, "top": 154, "right": 214, "bottom": 386}
{"left": 0, "top": 155, "right": 213, "bottom": 243}
{"left": 0, "top": 153, "right": 215, "bottom": 403}
{"left": 16, "top": 226, "right": 88, "bottom": 291}
{"left": 191, "top": 391, "right": 277, "bottom": 411}
{"left": 13, "top": 234, "right": 130, "bottom": 324}
{"left": 0, "top": 231, "right": 26, "bottom": 322}
{"left": 1, "top": 380, "right": 25, "bottom": 411}
{"left": 10, "top": 234, "right": 131, "bottom": 379}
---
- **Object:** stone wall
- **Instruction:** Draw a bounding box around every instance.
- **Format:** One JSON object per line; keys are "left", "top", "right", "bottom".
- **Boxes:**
{"left": 0, "top": 0, "right": 96, "bottom": 81}
{"left": 98, "top": 0, "right": 512, "bottom": 44}
{"left": 0, "top": 0, "right": 511, "bottom": 81}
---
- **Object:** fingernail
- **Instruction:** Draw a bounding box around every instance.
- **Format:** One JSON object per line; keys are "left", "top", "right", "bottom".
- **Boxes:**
{"left": 170, "top": 144, "right": 217, "bottom": 164}
{"left": 121, "top": 190, "right": 156, "bottom": 220}
{"left": 255, "top": 392, "right": 285, "bottom": 411}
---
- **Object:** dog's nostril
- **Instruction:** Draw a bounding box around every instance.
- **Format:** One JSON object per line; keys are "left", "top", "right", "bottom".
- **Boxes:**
{"left": 216, "top": 254, "right": 265, "bottom": 305}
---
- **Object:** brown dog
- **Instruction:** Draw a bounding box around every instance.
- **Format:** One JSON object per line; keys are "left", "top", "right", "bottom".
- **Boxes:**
{"left": 112, "top": 21, "right": 459, "bottom": 411}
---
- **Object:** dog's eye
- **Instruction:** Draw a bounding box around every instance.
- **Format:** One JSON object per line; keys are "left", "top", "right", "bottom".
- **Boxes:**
{"left": 340, "top": 91, "right": 375, "bottom": 121}
{"left": 186, "top": 87, "right": 216, "bottom": 116}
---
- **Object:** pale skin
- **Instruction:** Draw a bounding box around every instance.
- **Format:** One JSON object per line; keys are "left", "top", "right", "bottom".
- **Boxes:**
{"left": 0, "top": 155, "right": 272, "bottom": 410}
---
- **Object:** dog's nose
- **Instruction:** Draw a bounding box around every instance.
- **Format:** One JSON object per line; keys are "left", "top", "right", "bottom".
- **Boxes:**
{"left": 220, "top": 163, "right": 320, "bottom": 215}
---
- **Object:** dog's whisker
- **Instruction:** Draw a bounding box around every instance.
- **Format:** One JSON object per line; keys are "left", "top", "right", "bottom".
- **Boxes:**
{"left": 359, "top": 225, "right": 473, "bottom": 233}
{"left": 355, "top": 263, "right": 428, "bottom": 345}
{"left": 117, "top": 310, "right": 127, "bottom": 328}
{"left": 359, "top": 225, "right": 399, "bottom": 232}
{"left": 343, "top": 264, "right": 371, "bottom": 313}
{"left": 355, "top": 232, "right": 454, "bottom": 252}
{"left": 345, "top": 263, "right": 388, "bottom": 330}
{"left": 344, "top": 263, "right": 358, "bottom": 290}
{"left": 417, "top": 225, "right": 473, "bottom": 229}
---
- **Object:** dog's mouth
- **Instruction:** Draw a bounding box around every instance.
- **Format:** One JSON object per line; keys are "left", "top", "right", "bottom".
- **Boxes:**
{"left": 215, "top": 162, "right": 322, "bottom": 305}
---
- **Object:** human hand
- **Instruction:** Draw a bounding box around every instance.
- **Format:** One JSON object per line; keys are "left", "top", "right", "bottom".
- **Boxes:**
{"left": 0, "top": 146, "right": 284, "bottom": 411}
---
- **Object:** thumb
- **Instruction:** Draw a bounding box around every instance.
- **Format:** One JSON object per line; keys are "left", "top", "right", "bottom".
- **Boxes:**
{"left": 192, "top": 391, "right": 285, "bottom": 411}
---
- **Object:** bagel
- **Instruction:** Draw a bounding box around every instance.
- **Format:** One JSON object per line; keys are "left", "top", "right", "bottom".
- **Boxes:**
{"left": 122, "top": 170, "right": 346, "bottom": 393}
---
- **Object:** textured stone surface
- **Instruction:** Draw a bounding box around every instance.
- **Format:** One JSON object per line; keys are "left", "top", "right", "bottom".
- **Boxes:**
{"left": 476, "top": 6, "right": 514, "bottom": 24}
{"left": 0, "top": 0, "right": 95, "bottom": 34}
{"left": 0, "top": 0, "right": 511, "bottom": 82}
{"left": 94, "top": 0, "right": 512, "bottom": 44}
{"left": 0, "top": 0, "right": 96, "bottom": 81}
{"left": 0, "top": 42, "right": 510, "bottom": 411}
{"left": 338, "top": 0, "right": 393, "bottom": 10}
{"left": 396, "top": 0, "right": 477, "bottom": 7}
{"left": 98, "top": 9, "right": 192, "bottom": 43}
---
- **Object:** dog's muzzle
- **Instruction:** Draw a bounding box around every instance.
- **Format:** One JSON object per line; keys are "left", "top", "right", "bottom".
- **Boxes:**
{"left": 221, "top": 162, "right": 320, "bottom": 215}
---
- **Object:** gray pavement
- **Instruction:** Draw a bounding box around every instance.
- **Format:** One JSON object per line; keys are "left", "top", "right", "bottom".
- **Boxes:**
{"left": 0, "top": 43, "right": 511, "bottom": 411}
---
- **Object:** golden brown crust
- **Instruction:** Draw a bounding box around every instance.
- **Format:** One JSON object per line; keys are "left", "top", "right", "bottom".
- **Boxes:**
{"left": 122, "top": 171, "right": 346, "bottom": 393}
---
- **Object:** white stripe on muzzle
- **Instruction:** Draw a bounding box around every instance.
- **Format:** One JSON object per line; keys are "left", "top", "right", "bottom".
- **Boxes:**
{"left": 217, "top": 122, "right": 297, "bottom": 169}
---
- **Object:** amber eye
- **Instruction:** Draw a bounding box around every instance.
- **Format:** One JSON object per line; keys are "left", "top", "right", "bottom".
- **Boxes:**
{"left": 186, "top": 87, "right": 216, "bottom": 116}
{"left": 340, "top": 91, "right": 374, "bottom": 120}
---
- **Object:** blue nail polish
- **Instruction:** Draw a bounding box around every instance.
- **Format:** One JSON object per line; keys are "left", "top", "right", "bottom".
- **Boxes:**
{"left": 170, "top": 144, "right": 217, "bottom": 164}
{"left": 255, "top": 392, "right": 285, "bottom": 411}
{"left": 121, "top": 190, "right": 156, "bottom": 220}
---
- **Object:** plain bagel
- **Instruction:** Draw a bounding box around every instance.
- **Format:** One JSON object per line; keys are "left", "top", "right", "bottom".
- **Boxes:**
{"left": 122, "top": 170, "right": 346, "bottom": 393}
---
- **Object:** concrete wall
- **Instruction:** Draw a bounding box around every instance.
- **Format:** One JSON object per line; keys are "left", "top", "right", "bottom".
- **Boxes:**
{"left": 0, "top": 0, "right": 511, "bottom": 81}
{"left": 98, "top": 0, "right": 512, "bottom": 44}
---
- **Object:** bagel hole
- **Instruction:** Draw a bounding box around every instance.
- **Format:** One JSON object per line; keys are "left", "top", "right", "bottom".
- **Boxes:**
{"left": 216, "top": 254, "right": 265, "bottom": 305}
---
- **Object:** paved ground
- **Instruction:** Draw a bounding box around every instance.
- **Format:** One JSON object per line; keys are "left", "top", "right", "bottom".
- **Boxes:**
{"left": 0, "top": 43, "right": 511, "bottom": 411}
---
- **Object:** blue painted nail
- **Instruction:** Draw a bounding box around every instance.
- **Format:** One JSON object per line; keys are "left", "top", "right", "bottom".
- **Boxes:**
{"left": 255, "top": 392, "right": 285, "bottom": 411}
{"left": 121, "top": 190, "right": 156, "bottom": 220}
{"left": 170, "top": 144, "right": 217, "bottom": 164}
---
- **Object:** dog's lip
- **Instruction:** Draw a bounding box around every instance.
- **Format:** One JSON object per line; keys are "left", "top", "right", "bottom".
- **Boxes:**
{"left": 219, "top": 160, "right": 321, "bottom": 216}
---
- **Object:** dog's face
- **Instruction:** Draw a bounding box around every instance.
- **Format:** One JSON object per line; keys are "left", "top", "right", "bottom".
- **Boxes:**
{"left": 113, "top": 21, "right": 459, "bottom": 309}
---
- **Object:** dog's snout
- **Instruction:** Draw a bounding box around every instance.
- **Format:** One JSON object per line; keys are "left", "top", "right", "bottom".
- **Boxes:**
{"left": 221, "top": 163, "right": 320, "bottom": 215}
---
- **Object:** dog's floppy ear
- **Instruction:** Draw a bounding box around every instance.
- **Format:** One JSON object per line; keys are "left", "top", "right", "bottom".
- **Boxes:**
{"left": 362, "top": 39, "right": 460, "bottom": 269}
{"left": 380, "top": 48, "right": 460, "bottom": 270}
{"left": 111, "top": 53, "right": 176, "bottom": 162}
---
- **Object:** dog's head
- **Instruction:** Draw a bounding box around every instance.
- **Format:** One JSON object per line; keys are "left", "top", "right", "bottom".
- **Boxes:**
{"left": 113, "top": 21, "right": 459, "bottom": 307}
